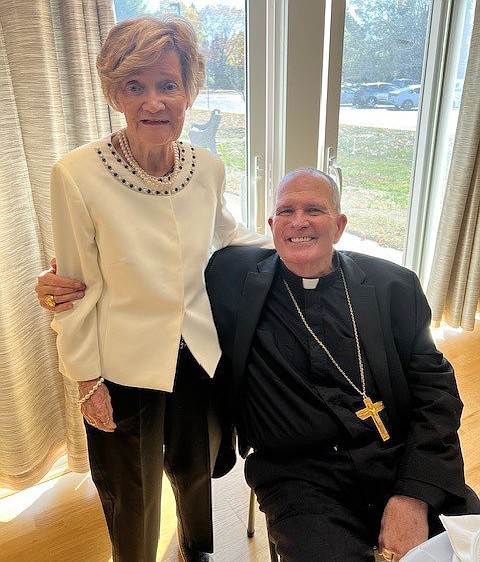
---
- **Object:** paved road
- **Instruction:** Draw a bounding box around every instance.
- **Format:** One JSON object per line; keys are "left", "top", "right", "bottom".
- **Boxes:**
{"left": 339, "top": 105, "right": 419, "bottom": 131}
{"left": 192, "top": 90, "right": 422, "bottom": 131}
{"left": 193, "top": 90, "right": 246, "bottom": 114}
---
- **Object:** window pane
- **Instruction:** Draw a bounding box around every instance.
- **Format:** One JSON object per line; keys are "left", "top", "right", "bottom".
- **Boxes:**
{"left": 184, "top": 1, "right": 246, "bottom": 222}
{"left": 438, "top": 0, "right": 476, "bottom": 193}
{"left": 336, "top": 0, "right": 430, "bottom": 264}
{"left": 113, "top": 0, "right": 247, "bottom": 222}
{"left": 419, "top": 0, "right": 477, "bottom": 279}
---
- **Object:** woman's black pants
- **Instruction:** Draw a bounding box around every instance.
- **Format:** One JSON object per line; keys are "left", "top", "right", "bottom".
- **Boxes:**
{"left": 85, "top": 346, "right": 221, "bottom": 562}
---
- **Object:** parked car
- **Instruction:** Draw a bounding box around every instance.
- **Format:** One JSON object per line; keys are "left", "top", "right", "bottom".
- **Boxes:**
{"left": 353, "top": 82, "right": 396, "bottom": 108}
{"left": 391, "top": 78, "right": 418, "bottom": 89}
{"left": 340, "top": 86, "right": 357, "bottom": 105}
{"left": 388, "top": 84, "right": 421, "bottom": 110}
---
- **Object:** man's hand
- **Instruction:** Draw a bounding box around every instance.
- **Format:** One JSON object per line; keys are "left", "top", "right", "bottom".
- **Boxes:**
{"left": 377, "top": 495, "right": 429, "bottom": 561}
{"left": 36, "top": 258, "right": 86, "bottom": 312}
{"left": 79, "top": 379, "right": 116, "bottom": 432}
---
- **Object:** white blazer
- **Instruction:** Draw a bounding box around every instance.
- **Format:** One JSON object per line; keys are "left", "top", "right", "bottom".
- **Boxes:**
{"left": 51, "top": 136, "right": 270, "bottom": 391}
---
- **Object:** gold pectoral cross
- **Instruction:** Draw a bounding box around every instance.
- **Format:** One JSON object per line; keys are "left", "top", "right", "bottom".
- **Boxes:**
{"left": 356, "top": 396, "right": 390, "bottom": 442}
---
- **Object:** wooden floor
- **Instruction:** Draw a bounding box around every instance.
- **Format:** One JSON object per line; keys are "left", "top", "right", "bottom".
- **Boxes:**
{"left": 0, "top": 457, "right": 270, "bottom": 562}
{"left": 0, "top": 321, "right": 479, "bottom": 562}
{"left": 433, "top": 321, "right": 480, "bottom": 494}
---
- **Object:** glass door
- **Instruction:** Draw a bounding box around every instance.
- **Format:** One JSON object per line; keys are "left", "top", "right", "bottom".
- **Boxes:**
{"left": 321, "top": 0, "right": 477, "bottom": 272}
{"left": 333, "top": 0, "right": 431, "bottom": 265}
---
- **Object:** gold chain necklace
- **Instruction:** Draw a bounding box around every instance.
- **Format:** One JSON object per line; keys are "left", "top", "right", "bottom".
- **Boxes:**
{"left": 283, "top": 268, "right": 390, "bottom": 442}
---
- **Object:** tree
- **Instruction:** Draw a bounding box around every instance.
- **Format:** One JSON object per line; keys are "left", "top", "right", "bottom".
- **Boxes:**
{"left": 342, "top": 0, "right": 429, "bottom": 84}
{"left": 199, "top": 5, "right": 245, "bottom": 95}
{"left": 225, "top": 32, "right": 245, "bottom": 98}
{"left": 152, "top": 1, "right": 204, "bottom": 41}
{"left": 114, "top": 0, "right": 202, "bottom": 32}
{"left": 114, "top": 0, "right": 148, "bottom": 21}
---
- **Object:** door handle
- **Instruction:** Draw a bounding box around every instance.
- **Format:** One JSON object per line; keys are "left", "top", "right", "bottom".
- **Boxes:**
{"left": 327, "top": 147, "right": 343, "bottom": 195}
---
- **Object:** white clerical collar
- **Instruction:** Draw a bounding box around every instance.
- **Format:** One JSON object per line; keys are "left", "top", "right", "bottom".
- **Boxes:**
{"left": 302, "top": 278, "right": 319, "bottom": 289}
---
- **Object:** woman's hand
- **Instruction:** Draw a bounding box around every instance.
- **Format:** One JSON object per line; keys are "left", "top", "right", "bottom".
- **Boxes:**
{"left": 36, "top": 258, "right": 86, "bottom": 312}
{"left": 79, "top": 379, "right": 116, "bottom": 432}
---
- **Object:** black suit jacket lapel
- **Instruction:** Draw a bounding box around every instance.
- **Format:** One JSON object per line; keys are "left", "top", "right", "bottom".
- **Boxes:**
{"left": 232, "top": 253, "right": 278, "bottom": 398}
{"left": 339, "top": 253, "right": 401, "bottom": 429}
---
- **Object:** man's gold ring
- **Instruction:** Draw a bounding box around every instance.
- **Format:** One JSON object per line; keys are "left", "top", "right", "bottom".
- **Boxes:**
{"left": 381, "top": 550, "right": 394, "bottom": 561}
{"left": 43, "top": 294, "right": 56, "bottom": 308}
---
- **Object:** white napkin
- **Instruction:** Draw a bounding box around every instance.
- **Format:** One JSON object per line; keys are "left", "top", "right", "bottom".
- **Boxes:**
{"left": 400, "top": 532, "right": 452, "bottom": 561}
{"left": 440, "top": 514, "right": 480, "bottom": 562}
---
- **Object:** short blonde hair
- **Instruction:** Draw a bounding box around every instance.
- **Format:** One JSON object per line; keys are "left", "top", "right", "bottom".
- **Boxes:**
{"left": 97, "top": 15, "right": 205, "bottom": 110}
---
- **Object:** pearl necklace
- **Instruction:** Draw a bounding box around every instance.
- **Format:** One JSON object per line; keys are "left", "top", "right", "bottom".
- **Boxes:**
{"left": 117, "top": 128, "right": 180, "bottom": 189}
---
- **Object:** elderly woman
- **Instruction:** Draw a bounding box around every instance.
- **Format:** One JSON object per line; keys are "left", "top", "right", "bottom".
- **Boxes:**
{"left": 39, "top": 15, "right": 268, "bottom": 562}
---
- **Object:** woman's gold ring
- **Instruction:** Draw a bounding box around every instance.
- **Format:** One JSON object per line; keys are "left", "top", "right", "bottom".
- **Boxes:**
{"left": 43, "top": 294, "right": 56, "bottom": 308}
{"left": 381, "top": 550, "right": 394, "bottom": 561}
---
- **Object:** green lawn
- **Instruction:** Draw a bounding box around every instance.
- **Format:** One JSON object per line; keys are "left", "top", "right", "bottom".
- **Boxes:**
{"left": 338, "top": 125, "right": 415, "bottom": 250}
{"left": 182, "top": 109, "right": 246, "bottom": 195}
{"left": 183, "top": 110, "right": 415, "bottom": 250}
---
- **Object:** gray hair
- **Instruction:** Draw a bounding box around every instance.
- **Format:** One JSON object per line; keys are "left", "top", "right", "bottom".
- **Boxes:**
{"left": 276, "top": 167, "right": 341, "bottom": 213}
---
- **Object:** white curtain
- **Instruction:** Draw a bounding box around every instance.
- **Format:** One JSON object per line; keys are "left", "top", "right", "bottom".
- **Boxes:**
{"left": 0, "top": 0, "right": 123, "bottom": 490}
{"left": 427, "top": 2, "right": 480, "bottom": 332}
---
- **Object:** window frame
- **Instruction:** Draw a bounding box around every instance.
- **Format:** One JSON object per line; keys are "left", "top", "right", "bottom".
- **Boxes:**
{"left": 256, "top": 0, "right": 474, "bottom": 280}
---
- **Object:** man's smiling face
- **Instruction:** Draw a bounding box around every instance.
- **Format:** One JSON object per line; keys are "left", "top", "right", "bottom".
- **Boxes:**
{"left": 268, "top": 172, "right": 347, "bottom": 278}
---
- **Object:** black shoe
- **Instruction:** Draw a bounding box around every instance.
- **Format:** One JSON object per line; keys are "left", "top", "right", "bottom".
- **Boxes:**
{"left": 178, "top": 541, "right": 210, "bottom": 562}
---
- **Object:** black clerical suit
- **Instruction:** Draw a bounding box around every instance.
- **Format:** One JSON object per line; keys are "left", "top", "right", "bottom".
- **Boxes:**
{"left": 206, "top": 247, "right": 479, "bottom": 562}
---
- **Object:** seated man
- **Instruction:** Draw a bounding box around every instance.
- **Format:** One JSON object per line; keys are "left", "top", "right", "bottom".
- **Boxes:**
{"left": 37, "top": 168, "right": 479, "bottom": 562}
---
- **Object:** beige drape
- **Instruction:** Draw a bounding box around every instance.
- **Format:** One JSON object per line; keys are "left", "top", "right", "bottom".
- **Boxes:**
{"left": 0, "top": 0, "right": 123, "bottom": 490}
{"left": 427, "top": 2, "right": 480, "bottom": 331}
